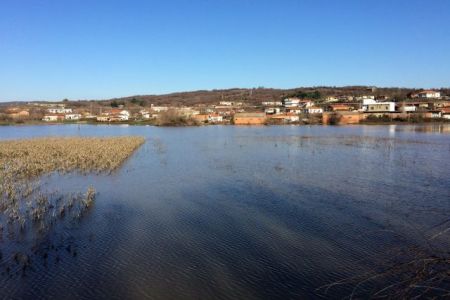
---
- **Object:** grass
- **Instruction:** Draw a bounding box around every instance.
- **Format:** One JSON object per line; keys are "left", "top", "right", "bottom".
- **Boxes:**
{"left": 0, "top": 136, "right": 145, "bottom": 179}
{"left": 0, "top": 136, "right": 145, "bottom": 276}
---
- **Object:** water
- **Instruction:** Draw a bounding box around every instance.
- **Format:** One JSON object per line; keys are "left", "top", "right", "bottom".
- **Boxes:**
{"left": 0, "top": 124, "right": 449, "bottom": 299}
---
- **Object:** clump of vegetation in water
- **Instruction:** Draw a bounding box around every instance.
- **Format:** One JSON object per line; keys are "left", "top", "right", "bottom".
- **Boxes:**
{"left": 0, "top": 136, "right": 145, "bottom": 178}
{"left": 0, "top": 136, "right": 144, "bottom": 277}
{"left": 154, "top": 110, "right": 200, "bottom": 126}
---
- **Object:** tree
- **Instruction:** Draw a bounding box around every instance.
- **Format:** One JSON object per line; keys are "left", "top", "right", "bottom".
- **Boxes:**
{"left": 111, "top": 100, "right": 119, "bottom": 108}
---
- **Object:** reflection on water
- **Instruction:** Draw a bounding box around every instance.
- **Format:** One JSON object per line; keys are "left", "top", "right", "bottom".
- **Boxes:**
{"left": 0, "top": 124, "right": 449, "bottom": 299}
{"left": 394, "top": 123, "right": 450, "bottom": 133}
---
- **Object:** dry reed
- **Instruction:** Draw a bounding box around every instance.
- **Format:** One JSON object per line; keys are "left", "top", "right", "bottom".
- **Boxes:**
{"left": 0, "top": 136, "right": 144, "bottom": 276}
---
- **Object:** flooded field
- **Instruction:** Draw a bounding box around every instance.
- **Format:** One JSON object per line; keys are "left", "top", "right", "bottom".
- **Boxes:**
{"left": 0, "top": 124, "right": 449, "bottom": 299}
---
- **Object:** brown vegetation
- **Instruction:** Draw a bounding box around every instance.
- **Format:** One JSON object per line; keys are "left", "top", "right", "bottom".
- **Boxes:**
{"left": 0, "top": 137, "right": 145, "bottom": 276}
{"left": 154, "top": 109, "right": 200, "bottom": 126}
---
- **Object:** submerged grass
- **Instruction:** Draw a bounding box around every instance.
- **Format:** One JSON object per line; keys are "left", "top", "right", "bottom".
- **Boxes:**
{"left": 0, "top": 136, "right": 144, "bottom": 276}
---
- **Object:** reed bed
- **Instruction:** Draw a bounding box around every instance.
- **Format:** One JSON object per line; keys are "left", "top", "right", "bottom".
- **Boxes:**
{"left": 0, "top": 136, "right": 144, "bottom": 276}
{"left": 0, "top": 136, "right": 145, "bottom": 179}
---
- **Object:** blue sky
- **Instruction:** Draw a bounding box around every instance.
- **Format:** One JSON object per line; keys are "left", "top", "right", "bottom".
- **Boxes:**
{"left": 0, "top": 0, "right": 449, "bottom": 101}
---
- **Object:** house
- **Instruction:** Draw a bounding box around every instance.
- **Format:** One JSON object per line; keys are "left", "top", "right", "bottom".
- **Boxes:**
{"left": 47, "top": 107, "right": 73, "bottom": 114}
{"left": 270, "top": 113, "right": 300, "bottom": 123}
{"left": 433, "top": 101, "right": 450, "bottom": 109}
{"left": 96, "top": 114, "right": 110, "bottom": 122}
{"left": 441, "top": 108, "right": 450, "bottom": 119}
{"left": 396, "top": 103, "right": 417, "bottom": 112}
{"left": 336, "top": 95, "right": 354, "bottom": 102}
{"left": 208, "top": 114, "right": 223, "bottom": 123}
{"left": 191, "top": 114, "right": 223, "bottom": 123}
{"left": 299, "top": 100, "right": 314, "bottom": 108}
{"left": 140, "top": 110, "right": 151, "bottom": 119}
{"left": 325, "top": 96, "right": 339, "bottom": 103}
{"left": 65, "top": 113, "right": 81, "bottom": 120}
{"left": 361, "top": 99, "right": 377, "bottom": 111}
{"left": 215, "top": 107, "right": 235, "bottom": 116}
{"left": 355, "top": 95, "right": 375, "bottom": 101}
{"left": 305, "top": 107, "right": 323, "bottom": 114}
{"left": 411, "top": 90, "right": 441, "bottom": 99}
{"left": 282, "top": 98, "right": 301, "bottom": 107}
{"left": 43, "top": 114, "right": 65, "bottom": 122}
{"left": 265, "top": 107, "right": 281, "bottom": 115}
{"left": 366, "top": 102, "right": 396, "bottom": 112}
{"left": 262, "top": 101, "right": 283, "bottom": 106}
{"left": 109, "top": 109, "right": 130, "bottom": 121}
{"left": 233, "top": 113, "right": 266, "bottom": 125}
{"left": 286, "top": 107, "right": 302, "bottom": 114}
{"left": 96, "top": 109, "right": 130, "bottom": 122}
{"left": 83, "top": 113, "right": 97, "bottom": 120}
{"left": 151, "top": 106, "right": 169, "bottom": 112}
{"left": 403, "top": 105, "right": 417, "bottom": 112}
{"left": 423, "top": 111, "right": 442, "bottom": 119}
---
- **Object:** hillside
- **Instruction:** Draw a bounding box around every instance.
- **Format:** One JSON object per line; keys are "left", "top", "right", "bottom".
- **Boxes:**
{"left": 94, "top": 86, "right": 438, "bottom": 107}
{"left": 2, "top": 86, "right": 448, "bottom": 107}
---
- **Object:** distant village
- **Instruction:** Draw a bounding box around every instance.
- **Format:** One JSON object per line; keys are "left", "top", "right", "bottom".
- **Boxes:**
{"left": 1, "top": 89, "right": 449, "bottom": 126}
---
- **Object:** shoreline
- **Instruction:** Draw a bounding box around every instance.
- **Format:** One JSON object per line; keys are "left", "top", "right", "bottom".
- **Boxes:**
{"left": 1, "top": 119, "right": 450, "bottom": 127}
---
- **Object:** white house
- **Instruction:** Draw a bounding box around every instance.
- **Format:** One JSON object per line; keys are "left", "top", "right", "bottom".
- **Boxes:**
{"left": 262, "top": 101, "right": 283, "bottom": 106}
{"left": 362, "top": 99, "right": 378, "bottom": 111}
{"left": 300, "top": 100, "right": 314, "bottom": 108}
{"left": 42, "top": 114, "right": 64, "bottom": 122}
{"left": 115, "top": 110, "right": 130, "bottom": 121}
{"left": 305, "top": 107, "right": 324, "bottom": 114}
{"left": 366, "top": 102, "right": 396, "bottom": 112}
{"left": 64, "top": 113, "right": 81, "bottom": 120}
{"left": 140, "top": 110, "right": 151, "bottom": 119}
{"left": 402, "top": 105, "right": 417, "bottom": 112}
{"left": 83, "top": 113, "right": 96, "bottom": 119}
{"left": 325, "top": 96, "right": 339, "bottom": 103}
{"left": 355, "top": 95, "right": 375, "bottom": 101}
{"left": 286, "top": 108, "right": 302, "bottom": 114}
{"left": 47, "top": 107, "right": 73, "bottom": 114}
{"left": 208, "top": 114, "right": 223, "bottom": 123}
{"left": 428, "top": 111, "right": 442, "bottom": 118}
{"left": 283, "top": 98, "right": 301, "bottom": 107}
{"left": 270, "top": 113, "right": 300, "bottom": 123}
{"left": 96, "top": 115, "right": 110, "bottom": 122}
{"left": 285, "top": 114, "right": 300, "bottom": 122}
{"left": 414, "top": 90, "right": 441, "bottom": 99}
{"left": 151, "top": 106, "right": 169, "bottom": 112}
{"left": 108, "top": 109, "right": 130, "bottom": 121}
{"left": 265, "top": 107, "right": 281, "bottom": 114}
